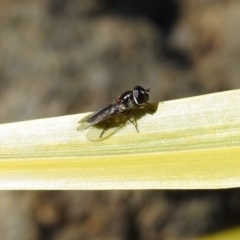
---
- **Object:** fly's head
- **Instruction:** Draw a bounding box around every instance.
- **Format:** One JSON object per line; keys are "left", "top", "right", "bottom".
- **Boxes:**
{"left": 118, "top": 86, "right": 150, "bottom": 109}
{"left": 132, "top": 86, "right": 150, "bottom": 105}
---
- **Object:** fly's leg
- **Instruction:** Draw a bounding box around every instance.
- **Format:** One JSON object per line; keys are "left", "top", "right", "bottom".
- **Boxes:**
{"left": 125, "top": 110, "right": 139, "bottom": 133}
{"left": 137, "top": 103, "right": 155, "bottom": 112}
{"left": 127, "top": 118, "right": 139, "bottom": 132}
{"left": 100, "top": 119, "right": 110, "bottom": 138}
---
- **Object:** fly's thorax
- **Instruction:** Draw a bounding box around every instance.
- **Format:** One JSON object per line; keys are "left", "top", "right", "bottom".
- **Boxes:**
{"left": 119, "top": 91, "right": 137, "bottom": 109}
{"left": 124, "top": 99, "right": 136, "bottom": 108}
{"left": 118, "top": 91, "right": 132, "bottom": 104}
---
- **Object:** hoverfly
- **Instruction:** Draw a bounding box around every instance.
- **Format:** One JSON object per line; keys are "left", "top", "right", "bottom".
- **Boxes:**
{"left": 78, "top": 86, "right": 151, "bottom": 140}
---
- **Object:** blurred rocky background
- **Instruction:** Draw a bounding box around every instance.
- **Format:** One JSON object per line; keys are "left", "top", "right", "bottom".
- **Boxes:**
{"left": 0, "top": 0, "right": 240, "bottom": 239}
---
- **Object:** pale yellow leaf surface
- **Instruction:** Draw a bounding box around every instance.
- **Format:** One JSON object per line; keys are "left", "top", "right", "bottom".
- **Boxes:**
{"left": 0, "top": 90, "right": 240, "bottom": 189}
{"left": 194, "top": 226, "right": 240, "bottom": 240}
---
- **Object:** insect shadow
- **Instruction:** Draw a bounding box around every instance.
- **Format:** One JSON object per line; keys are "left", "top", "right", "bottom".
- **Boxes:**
{"left": 77, "top": 103, "right": 158, "bottom": 142}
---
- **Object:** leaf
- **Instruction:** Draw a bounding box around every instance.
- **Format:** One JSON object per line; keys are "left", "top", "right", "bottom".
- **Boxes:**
{"left": 0, "top": 90, "right": 240, "bottom": 189}
{"left": 195, "top": 226, "right": 240, "bottom": 240}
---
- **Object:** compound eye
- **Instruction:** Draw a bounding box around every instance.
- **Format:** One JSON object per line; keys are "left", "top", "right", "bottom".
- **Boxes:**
{"left": 133, "top": 86, "right": 149, "bottom": 104}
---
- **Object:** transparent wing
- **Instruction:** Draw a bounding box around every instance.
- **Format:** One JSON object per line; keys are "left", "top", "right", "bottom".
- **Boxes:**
{"left": 77, "top": 103, "right": 122, "bottom": 131}
{"left": 86, "top": 103, "right": 119, "bottom": 125}
{"left": 77, "top": 103, "right": 126, "bottom": 141}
